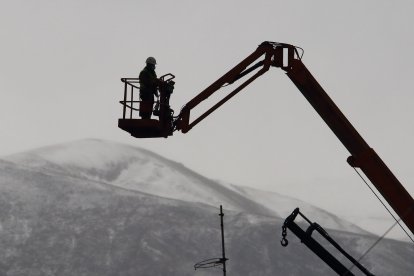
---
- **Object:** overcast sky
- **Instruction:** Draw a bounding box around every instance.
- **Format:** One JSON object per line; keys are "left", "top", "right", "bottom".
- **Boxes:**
{"left": 1, "top": 1, "right": 414, "bottom": 239}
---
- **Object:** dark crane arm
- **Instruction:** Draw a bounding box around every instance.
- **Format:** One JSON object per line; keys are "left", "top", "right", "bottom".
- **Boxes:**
{"left": 281, "top": 208, "right": 375, "bottom": 276}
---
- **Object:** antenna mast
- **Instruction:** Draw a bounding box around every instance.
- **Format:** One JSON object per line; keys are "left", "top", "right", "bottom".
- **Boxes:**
{"left": 194, "top": 205, "right": 229, "bottom": 276}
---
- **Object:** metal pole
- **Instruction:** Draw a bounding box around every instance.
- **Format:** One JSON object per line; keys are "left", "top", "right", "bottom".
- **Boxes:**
{"left": 130, "top": 85, "right": 134, "bottom": 119}
{"left": 220, "top": 205, "right": 227, "bottom": 276}
{"left": 123, "top": 81, "right": 127, "bottom": 119}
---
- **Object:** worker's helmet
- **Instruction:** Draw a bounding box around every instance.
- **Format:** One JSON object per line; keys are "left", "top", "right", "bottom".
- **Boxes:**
{"left": 146, "top": 57, "right": 157, "bottom": 65}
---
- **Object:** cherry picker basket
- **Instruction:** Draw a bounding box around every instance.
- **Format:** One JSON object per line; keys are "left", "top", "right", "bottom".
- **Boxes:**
{"left": 118, "top": 75, "right": 175, "bottom": 138}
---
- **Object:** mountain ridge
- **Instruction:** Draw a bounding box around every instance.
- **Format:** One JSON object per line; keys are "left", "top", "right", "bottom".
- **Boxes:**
{"left": 0, "top": 139, "right": 413, "bottom": 275}
{"left": 4, "top": 138, "right": 366, "bottom": 234}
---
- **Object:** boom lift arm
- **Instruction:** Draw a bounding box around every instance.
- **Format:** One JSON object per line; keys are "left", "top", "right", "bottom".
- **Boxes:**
{"left": 119, "top": 41, "right": 414, "bottom": 236}
{"left": 175, "top": 41, "right": 282, "bottom": 133}
{"left": 175, "top": 41, "right": 414, "bottom": 235}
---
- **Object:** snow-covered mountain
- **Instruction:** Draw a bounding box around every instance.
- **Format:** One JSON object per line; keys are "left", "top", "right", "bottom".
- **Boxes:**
{"left": 1, "top": 139, "right": 413, "bottom": 275}
{"left": 5, "top": 139, "right": 365, "bottom": 234}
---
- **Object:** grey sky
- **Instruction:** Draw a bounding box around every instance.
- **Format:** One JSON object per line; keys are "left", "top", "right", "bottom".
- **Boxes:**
{"left": 1, "top": 1, "right": 414, "bottom": 237}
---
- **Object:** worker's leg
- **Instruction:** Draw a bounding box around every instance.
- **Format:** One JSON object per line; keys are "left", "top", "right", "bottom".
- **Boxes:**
{"left": 139, "top": 100, "right": 154, "bottom": 119}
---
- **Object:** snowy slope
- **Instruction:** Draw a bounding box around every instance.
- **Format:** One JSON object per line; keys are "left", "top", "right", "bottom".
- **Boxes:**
{"left": 227, "top": 184, "right": 366, "bottom": 234}
{"left": 5, "top": 139, "right": 366, "bottom": 234}
{"left": 5, "top": 139, "right": 273, "bottom": 217}
{"left": 0, "top": 156, "right": 413, "bottom": 275}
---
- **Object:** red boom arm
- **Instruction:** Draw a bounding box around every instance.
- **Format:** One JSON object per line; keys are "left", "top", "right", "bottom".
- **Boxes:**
{"left": 174, "top": 41, "right": 414, "bottom": 235}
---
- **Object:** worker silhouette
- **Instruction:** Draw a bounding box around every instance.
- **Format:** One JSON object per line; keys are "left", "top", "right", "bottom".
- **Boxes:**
{"left": 139, "top": 57, "right": 159, "bottom": 119}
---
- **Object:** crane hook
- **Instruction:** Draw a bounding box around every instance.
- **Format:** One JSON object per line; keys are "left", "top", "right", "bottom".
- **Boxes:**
{"left": 281, "top": 225, "right": 289, "bottom": 247}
